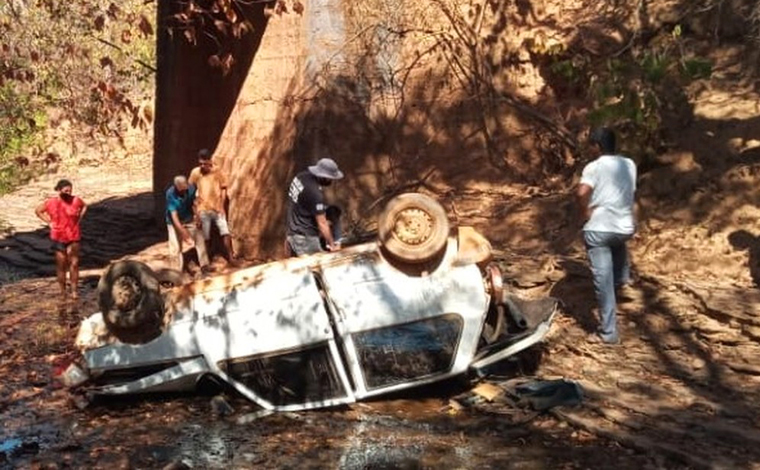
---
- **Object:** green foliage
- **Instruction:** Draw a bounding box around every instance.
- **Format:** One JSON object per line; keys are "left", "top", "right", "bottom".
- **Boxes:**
{"left": 0, "top": 84, "right": 41, "bottom": 194}
{"left": 549, "top": 59, "right": 582, "bottom": 85}
{"left": 639, "top": 52, "right": 671, "bottom": 84}
{"left": 680, "top": 58, "right": 712, "bottom": 80}
{"left": 0, "top": 0, "right": 156, "bottom": 195}
{"left": 581, "top": 25, "right": 714, "bottom": 161}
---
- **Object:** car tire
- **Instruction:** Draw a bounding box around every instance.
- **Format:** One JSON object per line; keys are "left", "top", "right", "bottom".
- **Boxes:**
{"left": 97, "top": 261, "right": 165, "bottom": 344}
{"left": 481, "top": 303, "right": 506, "bottom": 344}
{"left": 378, "top": 193, "right": 450, "bottom": 264}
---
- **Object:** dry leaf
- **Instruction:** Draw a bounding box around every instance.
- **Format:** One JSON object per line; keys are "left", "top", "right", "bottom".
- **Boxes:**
{"left": 138, "top": 15, "right": 154, "bottom": 37}
{"left": 107, "top": 3, "right": 121, "bottom": 20}
{"left": 121, "top": 29, "right": 132, "bottom": 44}
{"left": 224, "top": 5, "right": 238, "bottom": 23}
{"left": 207, "top": 54, "right": 221, "bottom": 68}
{"left": 221, "top": 53, "right": 235, "bottom": 76}
{"left": 94, "top": 15, "right": 105, "bottom": 31}
{"left": 142, "top": 106, "right": 153, "bottom": 124}
{"left": 183, "top": 28, "right": 196, "bottom": 44}
{"left": 213, "top": 20, "right": 228, "bottom": 34}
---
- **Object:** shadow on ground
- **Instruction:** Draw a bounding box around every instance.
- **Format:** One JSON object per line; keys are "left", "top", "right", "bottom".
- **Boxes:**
{"left": 0, "top": 192, "right": 164, "bottom": 282}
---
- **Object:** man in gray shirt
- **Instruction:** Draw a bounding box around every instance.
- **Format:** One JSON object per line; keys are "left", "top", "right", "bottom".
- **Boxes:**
{"left": 576, "top": 127, "right": 637, "bottom": 344}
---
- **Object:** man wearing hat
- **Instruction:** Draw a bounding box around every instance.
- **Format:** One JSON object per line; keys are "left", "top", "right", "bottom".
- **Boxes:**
{"left": 576, "top": 127, "right": 637, "bottom": 345}
{"left": 286, "top": 158, "right": 344, "bottom": 256}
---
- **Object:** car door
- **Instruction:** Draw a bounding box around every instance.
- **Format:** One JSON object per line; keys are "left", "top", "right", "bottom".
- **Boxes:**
{"left": 318, "top": 241, "right": 490, "bottom": 399}
{"left": 190, "top": 262, "right": 356, "bottom": 411}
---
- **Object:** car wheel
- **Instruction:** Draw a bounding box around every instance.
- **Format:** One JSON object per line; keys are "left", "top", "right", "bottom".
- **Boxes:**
{"left": 481, "top": 303, "right": 506, "bottom": 344}
{"left": 97, "top": 261, "right": 165, "bottom": 344}
{"left": 378, "top": 193, "right": 450, "bottom": 264}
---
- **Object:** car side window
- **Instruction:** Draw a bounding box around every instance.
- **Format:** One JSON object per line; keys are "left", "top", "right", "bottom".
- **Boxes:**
{"left": 352, "top": 314, "right": 463, "bottom": 389}
{"left": 219, "top": 342, "right": 346, "bottom": 406}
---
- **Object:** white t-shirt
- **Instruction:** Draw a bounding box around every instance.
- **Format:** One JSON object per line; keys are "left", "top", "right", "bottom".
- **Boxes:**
{"left": 580, "top": 155, "right": 637, "bottom": 234}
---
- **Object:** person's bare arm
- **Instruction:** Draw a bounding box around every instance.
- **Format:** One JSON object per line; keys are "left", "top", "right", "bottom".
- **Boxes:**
{"left": 171, "top": 210, "right": 194, "bottom": 246}
{"left": 220, "top": 186, "right": 228, "bottom": 217}
{"left": 78, "top": 200, "right": 88, "bottom": 223}
{"left": 35, "top": 202, "right": 50, "bottom": 224}
{"left": 315, "top": 213, "right": 337, "bottom": 251}
{"left": 219, "top": 173, "right": 228, "bottom": 217}
{"left": 575, "top": 184, "right": 593, "bottom": 223}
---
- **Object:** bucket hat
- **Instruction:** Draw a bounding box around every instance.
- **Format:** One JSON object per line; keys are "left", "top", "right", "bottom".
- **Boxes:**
{"left": 308, "top": 158, "right": 344, "bottom": 180}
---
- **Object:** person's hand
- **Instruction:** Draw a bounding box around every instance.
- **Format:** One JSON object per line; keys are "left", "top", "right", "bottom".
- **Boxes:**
{"left": 182, "top": 231, "right": 195, "bottom": 248}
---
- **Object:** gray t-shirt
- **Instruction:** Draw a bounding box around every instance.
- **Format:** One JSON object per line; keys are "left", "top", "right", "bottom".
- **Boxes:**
{"left": 580, "top": 155, "right": 637, "bottom": 234}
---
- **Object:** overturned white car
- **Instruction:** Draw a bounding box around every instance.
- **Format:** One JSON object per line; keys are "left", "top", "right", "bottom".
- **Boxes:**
{"left": 71, "top": 193, "right": 557, "bottom": 412}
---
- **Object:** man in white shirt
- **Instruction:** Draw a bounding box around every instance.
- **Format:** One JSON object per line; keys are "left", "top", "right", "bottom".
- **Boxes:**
{"left": 576, "top": 127, "right": 637, "bottom": 344}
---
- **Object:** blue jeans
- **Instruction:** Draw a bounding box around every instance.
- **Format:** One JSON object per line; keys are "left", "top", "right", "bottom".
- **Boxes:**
{"left": 584, "top": 230, "right": 632, "bottom": 343}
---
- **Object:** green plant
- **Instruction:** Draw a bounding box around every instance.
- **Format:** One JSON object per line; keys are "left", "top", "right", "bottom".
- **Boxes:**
{"left": 680, "top": 57, "right": 712, "bottom": 80}
{"left": 0, "top": 0, "right": 156, "bottom": 194}
{"left": 640, "top": 52, "right": 671, "bottom": 84}
{"left": 0, "top": 84, "right": 42, "bottom": 194}
{"left": 549, "top": 59, "right": 582, "bottom": 84}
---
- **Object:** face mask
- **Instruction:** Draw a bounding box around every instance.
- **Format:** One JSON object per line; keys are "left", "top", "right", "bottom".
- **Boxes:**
{"left": 60, "top": 193, "right": 74, "bottom": 202}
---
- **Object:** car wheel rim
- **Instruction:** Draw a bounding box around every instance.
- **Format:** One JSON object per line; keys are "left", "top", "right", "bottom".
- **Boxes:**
{"left": 392, "top": 208, "right": 435, "bottom": 246}
{"left": 112, "top": 275, "right": 142, "bottom": 310}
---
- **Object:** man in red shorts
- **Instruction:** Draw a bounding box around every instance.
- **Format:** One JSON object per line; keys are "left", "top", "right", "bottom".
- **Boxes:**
{"left": 35, "top": 179, "right": 88, "bottom": 301}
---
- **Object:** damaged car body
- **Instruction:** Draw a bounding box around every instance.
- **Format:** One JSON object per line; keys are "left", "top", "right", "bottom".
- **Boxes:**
{"left": 71, "top": 193, "right": 557, "bottom": 412}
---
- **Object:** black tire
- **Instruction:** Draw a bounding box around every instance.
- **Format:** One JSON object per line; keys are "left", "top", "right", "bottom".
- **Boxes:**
{"left": 481, "top": 303, "right": 506, "bottom": 344}
{"left": 97, "top": 261, "right": 164, "bottom": 344}
{"left": 378, "top": 193, "right": 450, "bottom": 264}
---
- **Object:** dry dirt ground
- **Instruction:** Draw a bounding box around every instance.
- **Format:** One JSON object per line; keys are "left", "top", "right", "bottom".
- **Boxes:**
{"left": 1, "top": 137, "right": 760, "bottom": 469}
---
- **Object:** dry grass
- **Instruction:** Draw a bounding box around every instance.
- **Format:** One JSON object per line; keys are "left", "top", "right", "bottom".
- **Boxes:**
{"left": 22, "top": 320, "right": 74, "bottom": 356}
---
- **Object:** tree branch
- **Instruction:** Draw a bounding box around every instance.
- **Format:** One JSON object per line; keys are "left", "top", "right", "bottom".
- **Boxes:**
{"left": 90, "top": 35, "right": 157, "bottom": 73}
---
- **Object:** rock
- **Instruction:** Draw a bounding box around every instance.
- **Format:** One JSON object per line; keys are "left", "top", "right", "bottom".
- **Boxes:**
{"left": 692, "top": 358, "right": 706, "bottom": 370}
{"left": 162, "top": 460, "right": 191, "bottom": 470}
{"left": 67, "top": 393, "right": 91, "bottom": 410}
{"left": 26, "top": 371, "right": 47, "bottom": 387}
{"left": 509, "top": 273, "right": 548, "bottom": 288}
{"left": 236, "top": 409, "right": 274, "bottom": 424}
{"left": 210, "top": 395, "right": 235, "bottom": 417}
{"left": 472, "top": 382, "right": 504, "bottom": 402}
